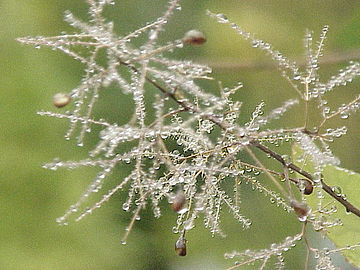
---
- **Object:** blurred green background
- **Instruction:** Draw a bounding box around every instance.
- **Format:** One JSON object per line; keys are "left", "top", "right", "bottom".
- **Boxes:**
{"left": 1, "top": 0, "right": 359, "bottom": 269}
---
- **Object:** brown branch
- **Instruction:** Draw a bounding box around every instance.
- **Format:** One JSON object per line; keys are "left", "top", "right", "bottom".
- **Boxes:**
{"left": 252, "top": 141, "right": 360, "bottom": 217}
{"left": 122, "top": 62, "right": 360, "bottom": 218}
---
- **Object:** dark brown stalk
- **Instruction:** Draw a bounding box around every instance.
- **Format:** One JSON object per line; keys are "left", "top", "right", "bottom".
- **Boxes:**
{"left": 124, "top": 62, "right": 360, "bottom": 218}
{"left": 252, "top": 141, "right": 360, "bottom": 216}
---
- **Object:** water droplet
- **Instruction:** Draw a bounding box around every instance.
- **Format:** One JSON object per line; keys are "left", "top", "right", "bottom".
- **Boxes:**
{"left": 177, "top": 207, "right": 189, "bottom": 214}
{"left": 216, "top": 13, "right": 229, "bottom": 23}
{"left": 331, "top": 186, "right": 342, "bottom": 195}
{"left": 148, "top": 30, "right": 158, "bottom": 40}
{"left": 184, "top": 219, "right": 195, "bottom": 230}
{"left": 122, "top": 203, "right": 130, "bottom": 211}
{"left": 251, "top": 40, "right": 260, "bottom": 48}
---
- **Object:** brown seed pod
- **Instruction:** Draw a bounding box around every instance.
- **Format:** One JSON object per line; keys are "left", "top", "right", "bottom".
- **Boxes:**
{"left": 290, "top": 200, "right": 309, "bottom": 222}
{"left": 298, "top": 179, "right": 314, "bottom": 195}
{"left": 182, "top": 30, "right": 206, "bottom": 45}
{"left": 171, "top": 190, "right": 186, "bottom": 213}
{"left": 175, "top": 236, "right": 187, "bottom": 256}
{"left": 53, "top": 93, "right": 71, "bottom": 108}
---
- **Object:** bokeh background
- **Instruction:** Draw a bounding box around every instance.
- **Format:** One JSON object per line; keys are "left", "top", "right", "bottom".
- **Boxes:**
{"left": 1, "top": 0, "right": 359, "bottom": 269}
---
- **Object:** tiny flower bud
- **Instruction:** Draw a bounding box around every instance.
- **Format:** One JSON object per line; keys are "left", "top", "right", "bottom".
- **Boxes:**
{"left": 298, "top": 179, "right": 313, "bottom": 195}
{"left": 171, "top": 190, "right": 186, "bottom": 213}
{"left": 290, "top": 200, "right": 309, "bottom": 222}
{"left": 53, "top": 93, "right": 71, "bottom": 108}
{"left": 175, "top": 236, "right": 187, "bottom": 256}
{"left": 182, "top": 30, "right": 206, "bottom": 45}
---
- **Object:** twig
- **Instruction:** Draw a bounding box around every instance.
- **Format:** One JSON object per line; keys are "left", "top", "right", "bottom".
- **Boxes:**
{"left": 252, "top": 141, "right": 360, "bottom": 217}
{"left": 134, "top": 66, "right": 360, "bottom": 218}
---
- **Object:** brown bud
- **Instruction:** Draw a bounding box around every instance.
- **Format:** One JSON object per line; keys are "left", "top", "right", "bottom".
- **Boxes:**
{"left": 53, "top": 93, "right": 71, "bottom": 108}
{"left": 290, "top": 200, "right": 309, "bottom": 222}
{"left": 175, "top": 236, "right": 187, "bottom": 256}
{"left": 171, "top": 190, "right": 186, "bottom": 213}
{"left": 182, "top": 30, "right": 206, "bottom": 45}
{"left": 298, "top": 179, "right": 313, "bottom": 195}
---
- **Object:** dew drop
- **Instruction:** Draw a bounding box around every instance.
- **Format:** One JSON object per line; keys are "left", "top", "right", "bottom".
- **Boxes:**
{"left": 216, "top": 13, "right": 229, "bottom": 23}
{"left": 122, "top": 203, "right": 130, "bottom": 211}
{"left": 172, "top": 226, "right": 179, "bottom": 234}
{"left": 331, "top": 186, "right": 342, "bottom": 195}
{"left": 251, "top": 40, "right": 260, "bottom": 48}
{"left": 148, "top": 30, "right": 158, "bottom": 40}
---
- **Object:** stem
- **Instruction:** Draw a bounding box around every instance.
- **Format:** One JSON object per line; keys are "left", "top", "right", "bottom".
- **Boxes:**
{"left": 283, "top": 165, "right": 294, "bottom": 200}
{"left": 318, "top": 95, "right": 360, "bottom": 129}
{"left": 252, "top": 141, "right": 360, "bottom": 217}
{"left": 304, "top": 82, "right": 309, "bottom": 128}
{"left": 123, "top": 63, "right": 360, "bottom": 218}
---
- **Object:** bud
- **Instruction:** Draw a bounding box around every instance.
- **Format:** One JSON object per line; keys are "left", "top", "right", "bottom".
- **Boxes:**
{"left": 182, "top": 30, "right": 206, "bottom": 45}
{"left": 175, "top": 236, "right": 187, "bottom": 256}
{"left": 298, "top": 179, "right": 313, "bottom": 195}
{"left": 290, "top": 200, "right": 309, "bottom": 222}
{"left": 53, "top": 93, "right": 71, "bottom": 108}
{"left": 171, "top": 190, "right": 186, "bottom": 213}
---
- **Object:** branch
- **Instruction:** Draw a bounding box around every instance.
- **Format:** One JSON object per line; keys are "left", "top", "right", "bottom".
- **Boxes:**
{"left": 131, "top": 65, "right": 360, "bottom": 218}
{"left": 250, "top": 142, "right": 360, "bottom": 217}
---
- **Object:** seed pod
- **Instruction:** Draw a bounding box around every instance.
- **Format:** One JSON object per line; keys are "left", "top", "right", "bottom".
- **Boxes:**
{"left": 175, "top": 236, "right": 187, "bottom": 256}
{"left": 290, "top": 200, "right": 309, "bottom": 222}
{"left": 182, "top": 30, "right": 206, "bottom": 45}
{"left": 171, "top": 190, "right": 186, "bottom": 213}
{"left": 53, "top": 93, "right": 71, "bottom": 108}
{"left": 298, "top": 179, "right": 313, "bottom": 195}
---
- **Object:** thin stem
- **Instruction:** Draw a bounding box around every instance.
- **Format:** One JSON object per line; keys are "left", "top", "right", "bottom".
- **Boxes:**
{"left": 283, "top": 165, "right": 294, "bottom": 200}
{"left": 236, "top": 160, "right": 300, "bottom": 184}
{"left": 225, "top": 257, "right": 258, "bottom": 270}
{"left": 121, "top": 203, "right": 143, "bottom": 244}
{"left": 304, "top": 82, "right": 310, "bottom": 128}
{"left": 133, "top": 42, "right": 180, "bottom": 61}
{"left": 318, "top": 95, "right": 360, "bottom": 129}
{"left": 284, "top": 74, "right": 304, "bottom": 98}
{"left": 245, "top": 146, "right": 288, "bottom": 197}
